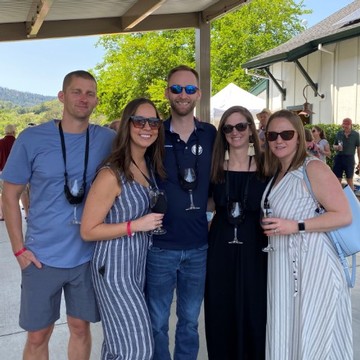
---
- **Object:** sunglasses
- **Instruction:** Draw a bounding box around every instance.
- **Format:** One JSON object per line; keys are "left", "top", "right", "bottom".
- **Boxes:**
{"left": 266, "top": 130, "right": 296, "bottom": 142}
{"left": 130, "top": 116, "right": 161, "bottom": 130}
{"left": 64, "top": 183, "right": 85, "bottom": 205}
{"left": 168, "top": 85, "right": 199, "bottom": 95}
{"left": 222, "top": 122, "right": 250, "bottom": 134}
{"left": 311, "top": 129, "right": 316, "bottom": 133}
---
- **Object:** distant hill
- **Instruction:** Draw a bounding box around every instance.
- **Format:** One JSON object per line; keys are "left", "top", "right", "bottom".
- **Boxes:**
{"left": 0, "top": 86, "right": 56, "bottom": 108}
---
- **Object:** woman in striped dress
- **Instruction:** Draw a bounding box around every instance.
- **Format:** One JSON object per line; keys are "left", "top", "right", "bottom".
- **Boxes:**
{"left": 260, "top": 110, "right": 353, "bottom": 359}
{"left": 81, "top": 98, "right": 165, "bottom": 359}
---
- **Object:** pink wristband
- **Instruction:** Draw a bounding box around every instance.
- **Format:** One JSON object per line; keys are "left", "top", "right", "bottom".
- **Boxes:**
{"left": 127, "top": 221, "right": 132, "bottom": 237}
{"left": 14, "top": 247, "right": 27, "bottom": 257}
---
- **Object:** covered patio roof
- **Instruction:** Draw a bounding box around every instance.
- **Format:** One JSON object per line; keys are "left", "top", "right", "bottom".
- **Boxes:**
{"left": 1, "top": 0, "right": 249, "bottom": 121}
{"left": 1, "top": 0, "right": 247, "bottom": 41}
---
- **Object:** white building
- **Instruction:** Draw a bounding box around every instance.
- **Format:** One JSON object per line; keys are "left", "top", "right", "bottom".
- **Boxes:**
{"left": 243, "top": 1, "right": 360, "bottom": 125}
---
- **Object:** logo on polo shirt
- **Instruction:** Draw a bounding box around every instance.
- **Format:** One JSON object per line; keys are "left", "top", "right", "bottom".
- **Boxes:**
{"left": 191, "top": 144, "right": 203, "bottom": 155}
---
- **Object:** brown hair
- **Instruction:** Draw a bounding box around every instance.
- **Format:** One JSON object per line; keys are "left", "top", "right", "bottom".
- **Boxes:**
{"left": 264, "top": 110, "right": 307, "bottom": 176}
{"left": 210, "top": 106, "right": 264, "bottom": 183}
{"left": 62, "top": 70, "right": 97, "bottom": 92}
{"left": 102, "top": 98, "right": 165, "bottom": 184}
{"left": 166, "top": 65, "right": 199, "bottom": 85}
{"left": 312, "top": 125, "right": 326, "bottom": 139}
{"left": 304, "top": 128, "right": 313, "bottom": 142}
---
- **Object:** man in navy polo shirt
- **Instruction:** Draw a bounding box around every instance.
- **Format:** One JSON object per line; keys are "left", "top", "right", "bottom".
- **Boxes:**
{"left": 146, "top": 65, "right": 216, "bottom": 360}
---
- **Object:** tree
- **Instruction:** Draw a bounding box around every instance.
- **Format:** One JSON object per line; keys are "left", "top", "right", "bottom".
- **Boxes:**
{"left": 92, "top": 0, "right": 309, "bottom": 120}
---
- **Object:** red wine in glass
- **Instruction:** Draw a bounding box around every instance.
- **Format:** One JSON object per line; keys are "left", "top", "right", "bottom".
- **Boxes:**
{"left": 150, "top": 189, "right": 167, "bottom": 235}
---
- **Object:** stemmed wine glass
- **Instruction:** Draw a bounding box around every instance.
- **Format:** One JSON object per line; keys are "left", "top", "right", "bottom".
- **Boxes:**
{"left": 227, "top": 201, "right": 244, "bottom": 244}
{"left": 261, "top": 206, "right": 274, "bottom": 252}
{"left": 181, "top": 168, "right": 200, "bottom": 211}
{"left": 69, "top": 179, "right": 82, "bottom": 225}
{"left": 149, "top": 189, "right": 167, "bottom": 235}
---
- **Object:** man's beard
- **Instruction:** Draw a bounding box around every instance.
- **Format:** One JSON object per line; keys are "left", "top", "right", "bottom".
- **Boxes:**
{"left": 170, "top": 99, "right": 196, "bottom": 117}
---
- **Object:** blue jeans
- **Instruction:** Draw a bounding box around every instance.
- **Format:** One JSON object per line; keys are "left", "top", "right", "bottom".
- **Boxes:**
{"left": 146, "top": 245, "right": 207, "bottom": 360}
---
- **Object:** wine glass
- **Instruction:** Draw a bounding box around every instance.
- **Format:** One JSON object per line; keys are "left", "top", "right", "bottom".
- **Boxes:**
{"left": 227, "top": 201, "right": 244, "bottom": 244}
{"left": 149, "top": 189, "right": 167, "bottom": 235}
{"left": 261, "top": 206, "right": 274, "bottom": 252}
{"left": 68, "top": 179, "right": 82, "bottom": 225}
{"left": 182, "top": 168, "right": 200, "bottom": 211}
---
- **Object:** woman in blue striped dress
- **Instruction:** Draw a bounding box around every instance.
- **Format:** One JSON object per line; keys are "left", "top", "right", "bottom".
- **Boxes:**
{"left": 81, "top": 98, "right": 166, "bottom": 359}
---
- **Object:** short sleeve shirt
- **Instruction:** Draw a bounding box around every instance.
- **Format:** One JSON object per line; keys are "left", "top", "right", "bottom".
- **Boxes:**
{"left": 2, "top": 120, "right": 115, "bottom": 268}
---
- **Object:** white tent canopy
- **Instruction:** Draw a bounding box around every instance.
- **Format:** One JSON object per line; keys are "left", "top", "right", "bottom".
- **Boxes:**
{"left": 210, "top": 83, "right": 266, "bottom": 126}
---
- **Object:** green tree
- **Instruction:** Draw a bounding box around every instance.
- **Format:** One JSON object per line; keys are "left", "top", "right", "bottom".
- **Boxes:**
{"left": 94, "top": 30, "right": 195, "bottom": 120}
{"left": 211, "top": 0, "right": 308, "bottom": 93}
{"left": 92, "top": 0, "right": 309, "bottom": 120}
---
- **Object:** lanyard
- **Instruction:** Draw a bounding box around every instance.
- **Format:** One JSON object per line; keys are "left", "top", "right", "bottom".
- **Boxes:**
{"left": 59, "top": 122, "right": 89, "bottom": 190}
{"left": 263, "top": 163, "right": 292, "bottom": 208}
{"left": 169, "top": 128, "right": 199, "bottom": 180}
{"left": 226, "top": 156, "right": 252, "bottom": 209}
{"left": 131, "top": 157, "right": 156, "bottom": 189}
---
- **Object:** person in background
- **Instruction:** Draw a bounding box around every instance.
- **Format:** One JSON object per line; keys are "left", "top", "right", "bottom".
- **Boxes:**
{"left": 262, "top": 110, "right": 353, "bottom": 359}
{"left": 333, "top": 117, "right": 360, "bottom": 189}
{"left": 109, "top": 119, "right": 120, "bottom": 132}
{"left": 145, "top": 65, "right": 216, "bottom": 360}
{"left": 205, "top": 106, "right": 268, "bottom": 360}
{"left": 256, "top": 108, "right": 271, "bottom": 150}
{"left": 80, "top": 98, "right": 165, "bottom": 360}
{"left": 311, "top": 125, "right": 331, "bottom": 162}
{"left": 0, "top": 124, "right": 16, "bottom": 220}
{"left": 1, "top": 70, "right": 115, "bottom": 359}
{"left": 304, "top": 128, "right": 320, "bottom": 158}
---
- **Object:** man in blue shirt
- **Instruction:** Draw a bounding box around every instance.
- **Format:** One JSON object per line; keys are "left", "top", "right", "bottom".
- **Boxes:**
{"left": 2, "top": 70, "right": 115, "bottom": 359}
{"left": 333, "top": 117, "right": 360, "bottom": 189}
{"left": 146, "top": 65, "right": 216, "bottom": 360}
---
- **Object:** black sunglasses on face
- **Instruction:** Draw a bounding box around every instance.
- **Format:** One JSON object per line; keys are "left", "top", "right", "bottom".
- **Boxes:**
{"left": 311, "top": 129, "right": 316, "bottom": 133}
{"left": 168, "top": 85, "right": 198, "bottom": 95}
{"left": 222, "top": 122, "right": 250, "bottom": 134}
{"left": 130, "top": 116, "right": 161, "bottom": 130}
{"left": 266, "top": 130, "right": 296, "bottom": 142}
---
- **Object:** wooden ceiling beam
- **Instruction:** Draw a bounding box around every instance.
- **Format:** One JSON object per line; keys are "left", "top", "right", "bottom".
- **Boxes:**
{"left": 122, "top": 0, "right": 167, "bottom": 30}
{"left": 26, "top": 0, "right": 54, "bottom": 38}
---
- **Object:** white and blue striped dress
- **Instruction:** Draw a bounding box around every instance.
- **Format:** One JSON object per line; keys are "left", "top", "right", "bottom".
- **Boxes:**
{"left": 91, "top": 173, "right": 153, "bottom": 360}
{"left": 263, "top": 160, "right": 353, "bottom": 360}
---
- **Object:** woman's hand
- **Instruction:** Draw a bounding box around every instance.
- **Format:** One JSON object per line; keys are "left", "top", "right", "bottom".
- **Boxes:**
{"left": 132, "top": 213, "right": 164, "bottom": 233}
{"left": 262, "top": 217, "right": 297, "bottom": 236}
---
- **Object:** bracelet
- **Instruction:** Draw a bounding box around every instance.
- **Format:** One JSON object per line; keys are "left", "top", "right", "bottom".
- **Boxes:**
{"left": 14, "top": 247, "right": 27, "bottom": 257}
{"left": 127, "top": 221, "right": 133, "bottom": 237}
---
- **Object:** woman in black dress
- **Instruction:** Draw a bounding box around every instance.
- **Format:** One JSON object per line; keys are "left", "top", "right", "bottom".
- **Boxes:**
{"left": 205, "top": 106, "right": 268, "bottom": 360}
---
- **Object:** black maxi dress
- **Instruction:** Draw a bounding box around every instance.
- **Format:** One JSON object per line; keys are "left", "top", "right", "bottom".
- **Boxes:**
{"left": 204, "top": 170, "right": 268, "bottom": 360}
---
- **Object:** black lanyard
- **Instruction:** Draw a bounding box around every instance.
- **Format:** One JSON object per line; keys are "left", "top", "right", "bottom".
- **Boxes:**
{"left": 59, "top": 122, "right": 89, "bottom": 191}
{"left": 169, "top": 127, "right": 199, "bottom": 180}
{"left": 131, "top": 158, "right": 156, "bottom": 189}
{"left": 226, "top": 156, "right": 252, "bottom": 208}
{"left": 263, "top": 164, "right": 292, "bottom": 209}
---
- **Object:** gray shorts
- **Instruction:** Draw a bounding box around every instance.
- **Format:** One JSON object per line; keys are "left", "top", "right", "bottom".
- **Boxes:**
{"left": 20, "top": 262, "right": 100, "bottom": 331}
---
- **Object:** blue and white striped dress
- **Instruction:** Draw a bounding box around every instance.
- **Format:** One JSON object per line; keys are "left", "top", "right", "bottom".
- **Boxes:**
{"left": 263, "top": 160, "right": 353, "bottom": 360}
{"left": 91, "top": 172, "right": 153, "bottom": 360}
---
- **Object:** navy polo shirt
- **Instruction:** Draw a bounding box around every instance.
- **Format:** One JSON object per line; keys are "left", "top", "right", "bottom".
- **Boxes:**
{"left": 153, "top": 117, "right": 216, "bottom": 250}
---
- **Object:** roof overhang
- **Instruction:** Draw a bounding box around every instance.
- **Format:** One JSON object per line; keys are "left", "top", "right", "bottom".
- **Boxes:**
{"left": 0, "top": 0, "right": 248, "bottom": 42}
{"left": 243, "top": 26, "right": 360, "bottom": 70}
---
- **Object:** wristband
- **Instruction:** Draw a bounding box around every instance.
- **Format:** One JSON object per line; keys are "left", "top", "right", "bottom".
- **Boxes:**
{"left": 127, "top": 221, "right": 134, "bottom": 237}
{"left": 14, "top": 247, "right": 27, "bottom": 257}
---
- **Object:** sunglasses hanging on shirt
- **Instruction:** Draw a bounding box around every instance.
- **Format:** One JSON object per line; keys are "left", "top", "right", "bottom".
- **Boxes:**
{"left": 59, "top": 122, "right": 89, "bottom": 205}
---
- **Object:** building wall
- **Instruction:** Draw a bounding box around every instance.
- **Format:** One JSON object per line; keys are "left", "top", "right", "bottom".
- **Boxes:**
{"left": 268, "top": 37, "right": 360, "bottom": 125}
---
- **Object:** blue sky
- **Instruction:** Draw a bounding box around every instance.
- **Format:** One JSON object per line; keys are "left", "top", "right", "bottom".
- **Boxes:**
{"left": 0, "top": 0, "right": 355, "bottom": 96}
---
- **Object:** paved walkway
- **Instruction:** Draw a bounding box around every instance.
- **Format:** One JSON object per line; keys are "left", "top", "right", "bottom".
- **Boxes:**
{"left": 0, "top": 216, "right": 359, "bottom": 359}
